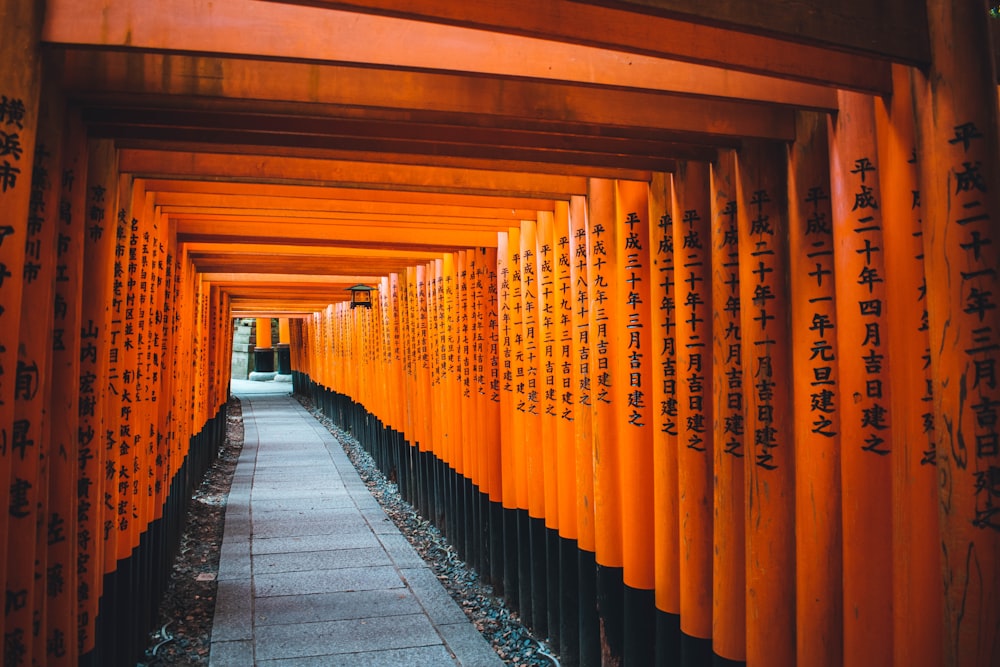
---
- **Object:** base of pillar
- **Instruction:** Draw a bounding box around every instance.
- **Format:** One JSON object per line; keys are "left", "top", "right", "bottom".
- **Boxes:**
{"left": 249, "top": 371, "right": 277, "bottom": 382}
{"left": 273, "top": 373, "right": 293, "bottom": 383}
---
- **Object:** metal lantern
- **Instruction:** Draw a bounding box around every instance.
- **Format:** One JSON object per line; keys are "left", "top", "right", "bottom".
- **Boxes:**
{"left": 346, "top": 284, "right": 376, "bottom": 308}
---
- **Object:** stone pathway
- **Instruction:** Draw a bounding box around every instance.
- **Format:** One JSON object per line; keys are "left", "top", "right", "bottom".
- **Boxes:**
{"left": 209, "top": 382, "right": 503, "bottom": 666}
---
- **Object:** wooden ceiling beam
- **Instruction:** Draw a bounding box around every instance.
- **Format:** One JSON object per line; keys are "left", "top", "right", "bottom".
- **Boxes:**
{"left": 55, "top": 51, "right": 796, "bottom": 142}
{"left": 115, "top": 138, "right": 660, "bottom": 181}
{"left": 144, "top": 180, "right": 558, "bottom": 212}
{"left": 257, "top": 0, "right": 895, "bottom": 91}
{"left": 156, "top": 193, "right": 545, "bottom": 221}
{"left": 120, "top": 149, "right": 591, "bottom": 198}
{"left": 42, "top": 0, "right": 841, "bottom": 104}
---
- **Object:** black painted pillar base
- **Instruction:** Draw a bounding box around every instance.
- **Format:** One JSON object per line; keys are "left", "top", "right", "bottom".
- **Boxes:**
{"left": 713, "top": 652, "right": 747, "bottom": 667}
{"left": 276, "top": 343, "right": 291, "bottom": 374}
{"left": 578, "top": 549, "right": 600, "bottom": 667}
{"left": 517, "top": 509, "right": 533, "bottom": 628}
{"left": 559, "top": 536, "right": 580, "bottom": 667}
{"left": 624, "top": 584, "right": 656, "bottom": 665}
{"left": 682, "top": 633, "right": 713, "bottom": 667}
{"left": 253, "top": 347, "right": 275, "bottom": 373}
{"left": 546, "top": 526, "right": 560, "bottom": 646}
{"left": 596, "top": 563, "right": 625, "bottom": 665}
{"left": 655, "top": 609, "right": 682, "bottom": 667}
{"left": 489, "top": 500, "right": 505, "bottom": 596}
{"left": 503, "top": 506, "right": 520, "bottom": 613}
{"left": 529, "top": 515, "right": 547, "bottom": 636}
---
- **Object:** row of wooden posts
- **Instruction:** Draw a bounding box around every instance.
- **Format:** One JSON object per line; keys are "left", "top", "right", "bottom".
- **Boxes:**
{"left": 289, "top": 74, "right": 999, "bottom": 667}
{"left": 0, "top": 4, "right": 998, "bottom": 667}
{"left": 0, "top": 92, "right": 232, "bottom": 667}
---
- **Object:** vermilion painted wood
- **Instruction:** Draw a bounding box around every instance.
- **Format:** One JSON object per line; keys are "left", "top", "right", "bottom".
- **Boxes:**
{"left": 916, "top": 2, "right": 1000, "bottom": 664}
{"left": 647, "top": 172, "right": 680, "bottom": 618}
{"left": 614, "top": 179, "right": 655, "bottom": 593}
{"left": 876, "top": 64, "right": 943, "bottom": 667}
{"left": 672, "top": 161, "right": 714, "bottom": 641}
{"left": 736, "top": 140, "right": 795, "bottom": 667}
{"left": 587, "top": 178, "right": 623, "bottom": 571}
{"left": 829, "top": 91, "right": 894, "bottom": 667}
{"left": 710, "top": 150, "right": 746, "bottom": 662}
{"left": 569, "top": 195, "right": 596, "bottom": 554}
{"left": 787, "top": 112, "right": 842, "bottom": 667}
{"left": 254, "top": 0, "right": 894, "bottom": 90}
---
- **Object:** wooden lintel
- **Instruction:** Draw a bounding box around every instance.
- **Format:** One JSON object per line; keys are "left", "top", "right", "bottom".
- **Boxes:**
{"left": 42, "top": 0, "right": 844, "bottom": 102}
{"left": 56, "top": 50, "right": 796, "bottom": 141}
{"left": 255, "top": 0, "right": 895, "bottom": 91}
{"left": 120, "top": 149, "right": 591, "bottom": 198}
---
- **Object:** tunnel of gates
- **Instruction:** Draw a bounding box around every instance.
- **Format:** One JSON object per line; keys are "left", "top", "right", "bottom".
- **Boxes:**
{"left": 1, "top": 2, "right": 1000, "bottom": 667}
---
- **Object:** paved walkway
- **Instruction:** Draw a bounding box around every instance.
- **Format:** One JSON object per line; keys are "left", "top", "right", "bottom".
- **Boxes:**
{"left": 209, "top": 381, "right": 503, "bottom": 666}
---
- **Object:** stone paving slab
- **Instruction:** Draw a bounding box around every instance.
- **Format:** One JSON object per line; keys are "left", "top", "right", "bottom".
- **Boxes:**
{"left": 210, "top": 386, "right": 502, "bottom": 666}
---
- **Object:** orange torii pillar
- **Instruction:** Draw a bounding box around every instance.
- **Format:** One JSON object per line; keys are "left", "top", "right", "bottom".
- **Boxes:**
{"left": 76, "top": 139, "right": 117, "bottom": 661}
{"left": 536, "top": 210, "right": 561, "bottom": 642}
{"left": 553, "top": 201, "right": 581, "bottom": 663}
{"left": 8, "top": 75, "right": 66, "bottom": 667}
{"left": 876, "top": 64, "right": 942, "bottom": 667}
{"left": 276, "top": 317, "right": 292, "bottom": 375}
{"left": 254, "top": 317, "right": 275, "bottom": 375}
{"left": 0, "top": 3, "right": 44, "bottom": 639}
{"left": 787, "top": 112, "right": 842, "bottom": 667}
{"left": 737, "top": 140, "right": 796, "bottom": 667}
{"left": 569, "top": 194, "right": 601, "bottom": 667}
{"left": 614, "top": 180, "right": 656, "bottom": 665}
{"left": 915, "top": 2, "right": 1000, "bottom": 665}
{"left": 48, "top": 109, "right": 89, "bottom": 667}
{"left": 518, "top": 219, "right": 544, "bottom": 631}
{"left": 710, "top": 151, "right": 747, "bottom": 666}
{"left": 672, "top": 161, "right": 715, "bottom": 667}
{"left": 648, "top": 172, "right": 682, "bottom": 664}
{"left": 587, "top": 178, "right": 625, "bottom": 663}
{"left": 829, "top": 90, "right": 893, "bottom": 667}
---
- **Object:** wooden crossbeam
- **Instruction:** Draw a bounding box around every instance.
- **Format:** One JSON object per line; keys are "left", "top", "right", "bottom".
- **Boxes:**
{"left": 257, "top": 0, "right": 899, "bottom": 90}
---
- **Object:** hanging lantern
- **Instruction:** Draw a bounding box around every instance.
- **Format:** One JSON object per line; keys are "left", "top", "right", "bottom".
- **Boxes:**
{"left": 346, "top": 284, "right": 376, "bottom": 308}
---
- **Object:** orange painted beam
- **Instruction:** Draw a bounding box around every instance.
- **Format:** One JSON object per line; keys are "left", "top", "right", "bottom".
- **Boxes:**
{"left": 58, "top": 52, "right": 797, "bottom": 143}
{"left": 119, "top": 148, "right": 590, "bottom": 198}
{"left": 173, "top": 219, "right": 499, "bottom": 249}
{"left": 144, "top": 179, "right": 558, "bottom": 212}
{"left": 153, "top": 191, "right": 546, "bottom": 221}
{"left": 43, "top": 0, "right": 838, "bottom": 108}
{"left": 114, "top": 137, "right": 659, "bottom": 182}
{"left": 258, "top": 0, "right": 892, "bottom": 91}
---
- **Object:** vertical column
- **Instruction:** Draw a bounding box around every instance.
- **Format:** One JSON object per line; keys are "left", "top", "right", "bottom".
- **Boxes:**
{"left": 648, "top": 172, "right": 681, "bottom": 664}
{"left": 76, "top": 140, "right": 116, "bottom": 658}
{"left": 710, "top": 150, "right": 746, "bottom": 665}
{"left": 737, "top": 140, "right": 796, "bottom": 667}
{"left": 588, "top": 178, "right": 624, "bottom": 662}
{"left": 0, "top": 3, "right": 44, "bottom": 639}
{"left": 876, "top": 64, "right": 942, "bottom": 667}
{"left": 915, "top": 3, "right": 1000, "bottom": 665}
{"left": 519, "top": 219, "right": 545, "bottom": 631}
{"left": 537, "top": 210, "right": 561, "bottom": 642}
{"left": 672, "top": 162, "right": 714, "bottom": 665}
{"left": 787, "top": 111, "right": 843, "bottom": 667}
{"left": 553, "top": 201, "right": 579, "bottom": 664}
{"left": 276, "top": 318, "right": 291, "bottom": 375}
{"left": 829, "top": 90, "right": 893, "bottom": 667}
{"left": 47, "top": 109, "right": 88, "bottom": 667}
{"left": 8, "top": 76, "right": 65, "bottom": 667}
{"left": 569, "top": 194, "right": 600, "bottom": 667}
{"left": 254, "top": 317, "right": 274, "bottom": 375}
{"left": 614, "top": 179, "right": 656, "bottom": 664}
